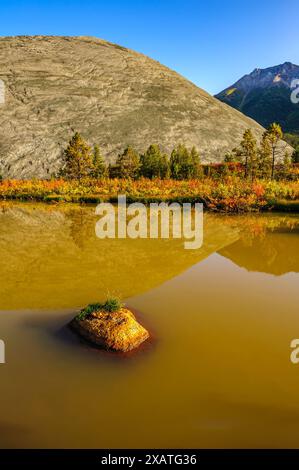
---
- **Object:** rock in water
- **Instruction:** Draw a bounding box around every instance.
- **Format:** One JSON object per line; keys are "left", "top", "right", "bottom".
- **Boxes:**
{"left": 70, "top": 308, "right": 149, "bottom": 352}
{"left": 0, "top": 35, "right": 268, "bottom": 178}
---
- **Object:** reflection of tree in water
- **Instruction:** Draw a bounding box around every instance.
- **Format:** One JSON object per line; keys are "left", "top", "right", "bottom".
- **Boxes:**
{"left": 218, "top": 214, "right": 299, "bottom": 275}
{"left": 220, "top": 214, "right": 299, "bottom": 242}
{"left": 0, "top": 203, "right": 12, "bottom": 216}
{"left": 65, "top": 207, "right": 95, "bottom": 249}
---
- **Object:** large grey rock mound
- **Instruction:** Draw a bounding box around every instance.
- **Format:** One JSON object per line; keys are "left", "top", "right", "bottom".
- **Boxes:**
{"left": 0, "top": 36, "right": 269, "bottom": 178}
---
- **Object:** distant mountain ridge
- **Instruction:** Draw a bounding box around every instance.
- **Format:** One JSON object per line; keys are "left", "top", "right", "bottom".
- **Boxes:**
{"left": 216, "top": 62, "right": 299, "bottom": 133}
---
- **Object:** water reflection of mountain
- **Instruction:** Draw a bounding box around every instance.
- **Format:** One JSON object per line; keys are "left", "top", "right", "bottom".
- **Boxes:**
{"left": 1, "top": 205, "right": 299, "bottom": 309}
{"left": 0, "top": 204, "right": 238, "bottom": 310}
{"left": 219, "top": 217, "right": 299, "bottom": 276}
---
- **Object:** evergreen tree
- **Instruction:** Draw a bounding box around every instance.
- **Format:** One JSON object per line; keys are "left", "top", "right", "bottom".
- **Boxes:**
{"left": 160, "top": 153, "right": 170, "bottom": 179}
{"left": 224, "top": 148, "right": 242, "bottom": 163}
{"left": 257, "top": 134, "right": 272, "bottom": 179}
{"left": 264, "top": 123, "right": 283, "bottom": 180}
{"left": 292, "top": 146, "right": 299, "bottom": 164}
{"left": 107, "top": 163, "right": 117, "bottom": 179}
{"left": 170, "top": 144, "right": 198, "bottom": 180}
{"left": 92, "top": 145, "right": 106, "bottom": 178}
{"left": 190, "top": 146, "right": 202, "bottom": 178}
{"left": 140, "top": 144, "right": 169, "bottom": 179}
{"left": 115, "top": 146, "right": 140, "bottom": 179}
{"left": 240, "top": 129, "right": 257, "bottom": 179}
{"left": 61, "top": 132, "right": 93, "bottom": 180}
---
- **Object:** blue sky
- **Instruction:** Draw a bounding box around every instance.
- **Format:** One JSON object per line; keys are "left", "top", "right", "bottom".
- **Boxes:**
{"left": 1, "top": 0, "right": 298, "bottom": 94}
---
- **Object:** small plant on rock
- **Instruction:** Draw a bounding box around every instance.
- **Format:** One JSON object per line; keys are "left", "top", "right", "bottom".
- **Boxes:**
{"left": 76, "top": 297, "right": 124, "bottom": 321}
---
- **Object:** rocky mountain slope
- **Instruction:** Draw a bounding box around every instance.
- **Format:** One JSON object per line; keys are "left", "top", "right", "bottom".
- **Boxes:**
{"left": 216, "top": 62, "right": 299, "bottom": 133}
{"left": 0, "top": 36, "right": 268, "bottom": 178}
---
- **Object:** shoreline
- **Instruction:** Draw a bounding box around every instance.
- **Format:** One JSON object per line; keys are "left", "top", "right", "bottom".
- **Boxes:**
{"left": 1, "top": 194, "right": 299, "bottom": 213}
{"left": 1, "top": 178, "right": 299, "bottom": 213}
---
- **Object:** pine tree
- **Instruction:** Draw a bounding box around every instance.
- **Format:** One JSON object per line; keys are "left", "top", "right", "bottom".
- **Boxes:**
{"left": 61, "top": 132, "right": 93, "bottom": 180}
{"left": 257, "top": 134, "right": 272, "bottom": 179}
{"left": 264, "top": 123, "right": 283, "bottom": 180}
{"left": 224, "top": 153, "right": 234, "bottom": 163}
{"left": 160, "top": 153, "right": 170, "bottom": 179}
{"left": 140, "top": 144, "right": 169, "bottom": 179}
{"left": 292, "top": 146, "right": 299, "bottom": 164}
{"left": 92, "top": 145, "right": 106, "bottom": 178}
{"left": 190, "top": 146, "right": 202, "bottom": 178}
{"left": 240, "top": 129, "right": 257, "bottom": 179}
{"left": 224, "top": 148, "right": 242, "bottom": 163}
{"left": 170, "top": 144, "right": 197, "bottom": 180}
{"left": 116, "top": 146, "right": 140, "bottom": 179}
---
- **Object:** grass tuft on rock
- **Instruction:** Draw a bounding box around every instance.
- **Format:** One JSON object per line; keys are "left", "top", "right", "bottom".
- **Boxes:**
{"left": 76, "top": 297, "right": 124, "bottom": 321}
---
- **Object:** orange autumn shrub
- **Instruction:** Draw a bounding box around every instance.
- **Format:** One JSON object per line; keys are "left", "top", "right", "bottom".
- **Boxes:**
{"left": 0, "top": 176, "right": 299, "bottom": 212}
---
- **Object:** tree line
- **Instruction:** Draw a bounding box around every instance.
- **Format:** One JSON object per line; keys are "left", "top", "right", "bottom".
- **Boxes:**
{"left": 59, "top": 123, "right": 297, "bottom": 181}
{"left": 59, "top": 133, "right": 201, "bottom": 181}
{"left": 224, "top": 123, "right": 293, "bottom": 180}
{"left": 284, "top": 133, "right": 299, "bottom": 164}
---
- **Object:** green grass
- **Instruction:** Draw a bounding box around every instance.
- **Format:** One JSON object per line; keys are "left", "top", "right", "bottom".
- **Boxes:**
{"left": 76, "top": 297, "right": 124, "bottom": 321}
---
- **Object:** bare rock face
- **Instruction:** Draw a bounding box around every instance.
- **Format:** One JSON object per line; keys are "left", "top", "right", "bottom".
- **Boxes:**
{"left": 0, "top": 35, "right": 267, "bottom": 178}
{"left": 70, "top": 308, "right": 149, "bottom": 352}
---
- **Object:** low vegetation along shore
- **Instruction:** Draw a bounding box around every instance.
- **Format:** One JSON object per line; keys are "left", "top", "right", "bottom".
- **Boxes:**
{"left": 1, "top": 124, "right": 299, "bottom": 213}
{"left": 1, "top": 177, "right": 299, "bottom": 212}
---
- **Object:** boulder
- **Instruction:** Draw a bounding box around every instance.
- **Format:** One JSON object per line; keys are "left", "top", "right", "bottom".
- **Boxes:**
{"left": 70, "top": 308, "right": 149, "bottom": 352}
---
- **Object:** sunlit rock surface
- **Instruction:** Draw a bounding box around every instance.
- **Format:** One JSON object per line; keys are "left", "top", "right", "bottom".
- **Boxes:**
{"left": 0, "top": 36, "right": 267, "bottom": 178}
{"left": 70, "top": 308, "right": 149, "bottom": 352}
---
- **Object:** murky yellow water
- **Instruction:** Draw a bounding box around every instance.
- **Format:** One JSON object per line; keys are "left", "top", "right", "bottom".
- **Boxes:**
{"left": 1, "top": 203, "right": 299, "bottom": 448}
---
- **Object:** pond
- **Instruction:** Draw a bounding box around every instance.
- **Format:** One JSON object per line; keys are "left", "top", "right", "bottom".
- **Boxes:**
{"left": 0, "top": 203, "right": 299, "bottom": 448}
